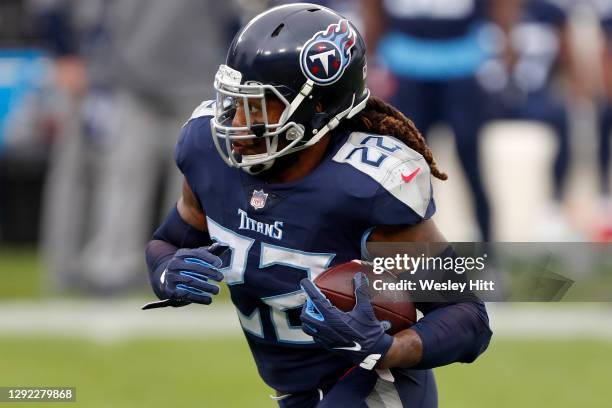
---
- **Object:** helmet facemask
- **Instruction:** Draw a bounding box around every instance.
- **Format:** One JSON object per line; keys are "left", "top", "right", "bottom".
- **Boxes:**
{"left": 211, "top": 64, "right": 369, "bottom": 175}
{"left": 211, "top": 64, "right": 308, "bottom": 174}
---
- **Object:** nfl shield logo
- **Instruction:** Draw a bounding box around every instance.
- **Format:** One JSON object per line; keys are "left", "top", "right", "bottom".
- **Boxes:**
{"left": 250, "top": 189, "right": 268, "bottom": 210}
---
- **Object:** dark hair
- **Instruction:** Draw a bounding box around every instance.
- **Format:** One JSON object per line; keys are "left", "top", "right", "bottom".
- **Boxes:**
{"left": 344, "top": 96, "right": 447, "bottom": 180}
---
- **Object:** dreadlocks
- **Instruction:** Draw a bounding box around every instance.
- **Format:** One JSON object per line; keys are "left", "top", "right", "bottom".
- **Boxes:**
{"left": 345, "top": 96, "right": 448, "bottom": 181}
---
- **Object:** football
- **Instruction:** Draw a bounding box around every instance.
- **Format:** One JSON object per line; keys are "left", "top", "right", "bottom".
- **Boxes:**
{"left": 314, "top": 260, "right": 417, "bottom": 335}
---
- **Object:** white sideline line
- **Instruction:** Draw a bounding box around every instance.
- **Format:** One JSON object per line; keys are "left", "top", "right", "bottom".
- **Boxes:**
{"left": 0, "top": 300, "right": 243, "bottom": 342}
{"left": 486, "top": 303, "right": 612, "bottom": 339}
{"left": 0, "top": 301, "right": 611, "bottom": 341}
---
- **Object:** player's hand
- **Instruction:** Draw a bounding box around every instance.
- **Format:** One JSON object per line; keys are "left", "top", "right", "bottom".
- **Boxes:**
{"left": 300, "top": 272, "right": 394, "bottom": 370}
{"left": 159, "top": 243, "right": 227, "bottom": 306}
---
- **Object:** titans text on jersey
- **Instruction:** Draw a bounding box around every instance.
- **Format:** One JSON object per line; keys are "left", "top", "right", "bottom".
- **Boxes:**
{"left": 238, "top": 208, "right": 284, "bottom": 240}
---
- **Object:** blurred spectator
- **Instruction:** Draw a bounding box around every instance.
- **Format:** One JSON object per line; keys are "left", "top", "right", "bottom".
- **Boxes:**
{"left": 600, "top": 21, "right": 612, "bottom": 199}
{"left": 593, "top": 0, "right": 612, "bottom": 240}
{"left": 363, "top": 0, "right": 493, "bottom": 241}
{"left": 32, "top": 0, "right": 116, "bottom": 292}
{"left": 35, "top": 0, "right": 237, "bottom": 293}
{"left": 480, "top": 0, "right": 580, "bottom": 237}
{"left": 0, "top": 0, "right": 55, "bottom": 243}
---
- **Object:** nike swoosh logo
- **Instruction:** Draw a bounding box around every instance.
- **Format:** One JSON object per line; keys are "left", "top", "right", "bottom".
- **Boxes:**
{"left": 333, "top": 341, "right": 362, "bottom": 351}
{"left": 401, "top": 168, "right": 421, "bottom": 183}
{"left": 160, "top": 269, "right": 167, "bottom": 284}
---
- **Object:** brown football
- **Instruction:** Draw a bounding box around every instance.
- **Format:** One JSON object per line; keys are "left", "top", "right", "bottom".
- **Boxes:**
{"left": 314, "top": 260, "right": 416, "bottom": 335}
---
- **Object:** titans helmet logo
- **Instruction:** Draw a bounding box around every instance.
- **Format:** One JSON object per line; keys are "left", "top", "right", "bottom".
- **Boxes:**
{"left": 299, "top": 19, "right": 356, "bottom": 86}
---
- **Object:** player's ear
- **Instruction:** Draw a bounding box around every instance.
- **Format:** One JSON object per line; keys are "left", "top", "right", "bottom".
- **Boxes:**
{"left": 315, "top": 101, "right": 324, "bottom": 113}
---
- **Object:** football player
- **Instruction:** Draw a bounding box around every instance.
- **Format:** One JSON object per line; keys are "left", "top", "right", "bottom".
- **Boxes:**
{"left": 363, "top": 0, "right": 493, "bottom": 241}
{"left": 594, "top": 0, "right": 612, "bottom": 240}
{"left": 144, "top": 4, "right": 492, "bottom": 407}
{"left": 598, "top": 2, "right": 612, "bottom": 203}
{"left": 483, "top": 0, "right": 578, "bottom": 220}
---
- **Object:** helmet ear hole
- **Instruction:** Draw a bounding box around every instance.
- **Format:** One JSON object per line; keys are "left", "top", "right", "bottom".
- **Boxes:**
{"left": 311, "top": 111, "right": 331, "bottom": 131}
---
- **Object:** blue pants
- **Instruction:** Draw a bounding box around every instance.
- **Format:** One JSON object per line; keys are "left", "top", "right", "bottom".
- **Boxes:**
{"left": 277, "top": 367, "right": 438, "bottom": 408}
{"left": 391, "top": 76, "right": 491, "bottom": 241}
{"left": 514, "top": 90, "right": 570, "bottom": 201}
{"left": 600, "top": 102, "right": 612, "bottom": 195}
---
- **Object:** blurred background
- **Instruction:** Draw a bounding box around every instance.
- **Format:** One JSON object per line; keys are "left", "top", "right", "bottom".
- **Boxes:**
{"left": 0, "top": 0, "right": 611, "bottom": 407}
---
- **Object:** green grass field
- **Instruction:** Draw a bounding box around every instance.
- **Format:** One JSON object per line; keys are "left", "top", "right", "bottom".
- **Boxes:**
{"left": 2, "top": 248, "right": 611, "bottom": 407}
{"left": 0, "top": 246, "right": 41, "bottom": 299}
{"left": 1, "top": 336, "right": 610, "bottom": 408}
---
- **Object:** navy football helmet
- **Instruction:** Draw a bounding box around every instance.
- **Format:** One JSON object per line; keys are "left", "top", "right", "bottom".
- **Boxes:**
{"left": 211, "top": 3, "right": 369, "bottom": 173}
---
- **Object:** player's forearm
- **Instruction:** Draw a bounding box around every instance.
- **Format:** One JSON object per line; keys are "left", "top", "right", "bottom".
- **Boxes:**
{"left": 145, "top": 205, "right": 213, "bottom": 299}
{"left": 411, "top": 301, "right": 492, "bottom": 370}
{"left": 378, "top": 329, "right": 423, "bottom": 369}
{"left": 145, "top": 239, "right": 178, "bottom": 299}
{"left": 380, "top": 301, "right": 492, "bottom": 370}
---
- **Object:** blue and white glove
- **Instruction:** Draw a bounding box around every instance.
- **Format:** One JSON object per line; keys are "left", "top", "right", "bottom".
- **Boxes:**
{"left": 300, "top": 272, "right": 394, "bottom": 370}
{"left": 159, "top": 244, "right": 226, "bottom": 306}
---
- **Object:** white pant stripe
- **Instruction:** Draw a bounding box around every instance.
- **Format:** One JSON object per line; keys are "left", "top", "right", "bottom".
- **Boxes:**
{"left": 366, "top": 378, "right": 403, "bottom": 408}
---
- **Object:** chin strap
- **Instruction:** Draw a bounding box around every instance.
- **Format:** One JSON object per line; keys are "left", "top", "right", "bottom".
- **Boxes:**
{"left": 302, "top": 89, "right": 370, "bottom": 150}
{"left": 286, "top": 79, "right": 315, "bottom": 119}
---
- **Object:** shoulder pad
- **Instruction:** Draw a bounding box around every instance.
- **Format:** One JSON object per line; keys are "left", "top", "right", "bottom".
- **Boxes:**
{"left": 332, "top": 132, "right": 432, "bottom": 217}
{"left": 175, "top": 112, "right": 214, "bottom": 174}
{"left": 185, "top": 100, "right": 215, "bottom": 125}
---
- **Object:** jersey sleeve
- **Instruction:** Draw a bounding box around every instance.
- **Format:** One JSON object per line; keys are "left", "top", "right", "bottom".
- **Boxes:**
{"left": 332, "top": 132, "right": 435, "bottom": 227}
{"left": 173, "top": 100, "right": 220, "bottom": 211}
{"left": 370, "top": 167, "right": 436, "bottom": 226}
{"left": 174, "top": 99, "right": 215, "bottom": 176}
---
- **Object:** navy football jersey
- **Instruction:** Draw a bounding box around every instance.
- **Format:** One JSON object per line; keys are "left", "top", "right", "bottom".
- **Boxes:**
{"left": 381, "top": 0, "right": 486, "bottom": 39}
{"left": 377, "top": 0, "right": 489, "bottom": 79}
{"left": 497, "top": 0, "right": 567, "bottom": 93}
{"left": 175, "top": 101, "right": 435, "bottom": 393}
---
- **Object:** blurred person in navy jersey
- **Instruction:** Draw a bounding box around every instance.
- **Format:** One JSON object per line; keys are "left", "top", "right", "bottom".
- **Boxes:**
{"left": 479, "top": 0, "right": 581, "bottom": 237}
{"left": 33, "top": 0, "right": 116, "bottom": 292}
{"left": 363, "top": 0, "right": 493, "bottom": 241}
{"left": 35, "top": 0, "right": 238, "bottom": 293}
{"left": 593, "top": 0, "right": 612, "bottom": 240}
